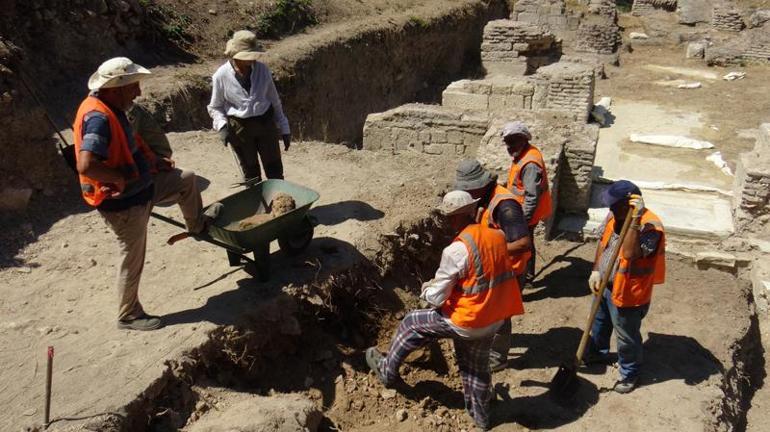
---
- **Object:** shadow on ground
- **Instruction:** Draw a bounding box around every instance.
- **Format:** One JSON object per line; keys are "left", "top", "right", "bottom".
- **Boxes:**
{"left": 493, "top": 376, "right": 600, "bottom": 429}
{"left": 525, "top": 242, "right": 592, "bottom": 302}
{"left": 310, "top": 200, "right": 384, "bottom": 226}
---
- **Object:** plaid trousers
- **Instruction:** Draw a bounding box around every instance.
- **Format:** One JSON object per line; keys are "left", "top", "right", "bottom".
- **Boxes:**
{"left": 377, "top": 309, "right": 494, "bottom": 429}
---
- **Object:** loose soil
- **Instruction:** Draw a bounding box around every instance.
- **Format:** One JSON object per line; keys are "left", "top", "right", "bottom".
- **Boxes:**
{"left": 0, "top": 132, "right": 761, "bottom": 432}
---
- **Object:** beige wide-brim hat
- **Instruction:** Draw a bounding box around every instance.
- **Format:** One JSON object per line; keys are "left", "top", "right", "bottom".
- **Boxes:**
{"left": 224, "top": 30, "right": 263, "bottom": 60}
{"left": 88, "top": 57, "right": 151, "bottom": 91}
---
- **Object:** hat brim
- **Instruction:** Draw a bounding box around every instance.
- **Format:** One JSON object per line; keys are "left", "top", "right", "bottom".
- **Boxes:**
{"left": 88, "top": 69, "right": 151, "bottom": 91}
{"left": 602, "top": 189, "right": 627, "bottom": 207}
{"left": 232, "top": 51, "right": 262, "bottom": 61}
{"left": 454, "top": 172, "right": 495, "bottom": 191}
{"left": 437, "top": 198, "right": 480, "bottom": 216}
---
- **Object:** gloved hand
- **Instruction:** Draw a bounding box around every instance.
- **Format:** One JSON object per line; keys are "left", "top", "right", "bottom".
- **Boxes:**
{"left": 218, "top": 125, "right": 230, "bottom": 147}
{"left": 629, "top": 194, "right": 645, "bottom": 217}
{"left": 588, "top": 270, "right": 601, "bottom": 295}
{"left": 282, "top": 134, "right": 291, "bottom": 151}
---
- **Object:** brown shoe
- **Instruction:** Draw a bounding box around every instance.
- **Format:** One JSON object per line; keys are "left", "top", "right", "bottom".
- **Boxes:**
{"left": 117, "top": 314, "right": 162, "bottom": 331}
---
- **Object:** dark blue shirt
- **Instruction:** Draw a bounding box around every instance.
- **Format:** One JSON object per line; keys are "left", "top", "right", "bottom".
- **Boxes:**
{"left": 80, "top": 101, "right": 154, "bottom": 211}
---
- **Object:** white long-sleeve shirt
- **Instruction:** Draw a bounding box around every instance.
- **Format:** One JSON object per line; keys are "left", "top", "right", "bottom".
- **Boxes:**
{"left": 207, "top": 61, "right": 291, "bottom": 135}
{"left": 420, "top": 241, "right": 503, "bottom": 339}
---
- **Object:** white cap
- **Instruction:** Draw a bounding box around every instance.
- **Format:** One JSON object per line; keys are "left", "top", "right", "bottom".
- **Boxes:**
{"left": 87, "top": 57, "right": 151, "bottom": 91}
{"left": 500, "top": 121, "right": 531, "bottom": 140}
{"left": 437, "top": 190, "right": 480, "bottom": 216}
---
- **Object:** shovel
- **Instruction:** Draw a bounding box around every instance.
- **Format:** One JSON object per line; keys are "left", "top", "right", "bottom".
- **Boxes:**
{"left": 549, "top": 206, "right": 635, "bottom": 398}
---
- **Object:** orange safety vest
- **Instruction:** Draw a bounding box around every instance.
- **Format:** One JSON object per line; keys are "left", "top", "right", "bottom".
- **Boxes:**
{"left": 73, "top": 96, "right": 156, "bottom": 207}
{"left": 506, "top": 144, "right": 553, "bottom": 226}
{"left": 482, "top": 185, "right": 531, "bottom": 276}
{"left": 599, "top": 209, "right": 666, "bottom": 307}
{"left": 442, "top": 224, "right": 525, "bottom": 328}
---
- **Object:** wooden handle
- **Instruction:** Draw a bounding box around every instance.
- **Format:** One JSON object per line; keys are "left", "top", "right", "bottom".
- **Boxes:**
{"left": 573, "top": 208, "right": 635, "bottom": 367}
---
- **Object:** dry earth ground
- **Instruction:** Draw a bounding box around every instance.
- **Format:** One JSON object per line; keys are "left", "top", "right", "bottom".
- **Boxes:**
{"left": 0, "top": 132, "right": 756, "bottom": 431}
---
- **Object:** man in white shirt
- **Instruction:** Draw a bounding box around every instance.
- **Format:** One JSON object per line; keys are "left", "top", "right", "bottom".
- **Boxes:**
{"left": 366, "top": 191, "right": 524, "bottom": 431}
{"left": 207, "top": 30, "right": 291, "bottom": 182}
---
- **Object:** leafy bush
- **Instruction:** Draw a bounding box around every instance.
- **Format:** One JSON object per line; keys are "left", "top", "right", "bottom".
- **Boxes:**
{"left": 255, "top": 0, "right": 318, "bottom": 39}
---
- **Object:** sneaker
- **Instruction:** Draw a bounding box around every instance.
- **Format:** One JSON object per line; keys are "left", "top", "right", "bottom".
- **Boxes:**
{"left": 365, "top": 347, "right": 388, "bottom": 386}
{"left": 613, "top": 376, "right": 638, "bottom": 394}
{"left": 489, "top": 357, "right": 507, "bottom": 373}
{"left": 117, "top": 314, "right": 162, "bottom": 331}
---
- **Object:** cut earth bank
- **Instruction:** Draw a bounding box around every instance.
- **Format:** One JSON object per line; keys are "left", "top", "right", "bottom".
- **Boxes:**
{"left": 0, "top": 133, "right": 762, "bottom": 432}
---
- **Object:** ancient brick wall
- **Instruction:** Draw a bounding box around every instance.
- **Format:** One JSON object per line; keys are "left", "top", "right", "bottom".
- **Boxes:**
{"left": 575, "top": 16, "right": 621, "bottom": 54}
{"left": 362, "top": 104, "right": 489, "bottom": 155}
{"left": 533, "top": 63, "right": 595, "bottom": 122}
{"left": 510, "top": 0, "right": 572, "bottom": 33}
{"left": 442, "top": 62, "right": 594, "bottom": 122}
{"left": 632, "top": 0, "right": 677, "bottom": 14}
{"left": 733, "top": 124, "right": 770, "bottom": 234}
{"left": 712, "top": 5, "right": 746, "bottom": 32}
{"left": 481, "top": 20, "right": 560, "bottom": 76}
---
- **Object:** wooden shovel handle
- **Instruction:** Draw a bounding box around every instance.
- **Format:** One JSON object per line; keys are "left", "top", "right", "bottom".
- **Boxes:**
{"left": 573, "top": 207, "right": 635, "bottom": 368}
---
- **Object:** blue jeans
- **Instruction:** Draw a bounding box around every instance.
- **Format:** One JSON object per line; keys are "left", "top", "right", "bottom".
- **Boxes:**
{"left": 590, "top": 287, "right": 650, "bottom": 380}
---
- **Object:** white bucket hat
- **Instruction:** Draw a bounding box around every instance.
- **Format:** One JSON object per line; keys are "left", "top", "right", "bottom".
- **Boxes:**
{"left": 437, "top": 190, "right": 480, "bottom": 216}
{"left": 87, "top": 57, "right": 151, "bottom": 91}
{"left": 224, "top": 30, "right": 262, "bottom": 61}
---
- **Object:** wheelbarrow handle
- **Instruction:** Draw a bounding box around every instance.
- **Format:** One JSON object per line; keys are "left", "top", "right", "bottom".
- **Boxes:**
{"left": 149, "top": 212, "right": 243, "bottom": 253}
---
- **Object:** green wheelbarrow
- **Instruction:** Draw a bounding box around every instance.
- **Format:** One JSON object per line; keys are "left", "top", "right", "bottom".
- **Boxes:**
{"left": 152, "top": 179, "right": 320, "bottom": 281}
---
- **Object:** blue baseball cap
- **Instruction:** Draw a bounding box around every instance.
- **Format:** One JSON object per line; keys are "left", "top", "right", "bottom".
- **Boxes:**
{"left": 603, "top": 180, "right": 641, "bottom": 207}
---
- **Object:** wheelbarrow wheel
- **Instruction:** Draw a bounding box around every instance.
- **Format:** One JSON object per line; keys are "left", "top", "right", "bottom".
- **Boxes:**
{"left": 278, "top": 216, "right": 314, "bottom": 256}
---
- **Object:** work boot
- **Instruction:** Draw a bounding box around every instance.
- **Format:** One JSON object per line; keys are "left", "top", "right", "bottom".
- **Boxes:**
{"left": 613, "top": 376, "right": 638, "bottom": 394}
{"left": 365, "top": 347, "right": 388, "bottom": 386}
{"left": 117, "top": 313, "right": 162, "bottom": 331}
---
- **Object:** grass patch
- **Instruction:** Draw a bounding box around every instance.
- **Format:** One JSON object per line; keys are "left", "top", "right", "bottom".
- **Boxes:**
{"left": 140, "top": 0, "right": 194, "bottom": 45}
{"left": 255, "top": 0, "right": 318, "bottom": 39}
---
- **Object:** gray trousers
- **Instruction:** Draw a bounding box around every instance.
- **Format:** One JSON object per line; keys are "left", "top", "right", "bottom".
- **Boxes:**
{"left": 99, "top": 168, "right": 203, "bottom": 321}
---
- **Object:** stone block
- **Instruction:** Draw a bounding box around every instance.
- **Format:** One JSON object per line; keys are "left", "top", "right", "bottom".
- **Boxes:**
{"left": 484, "top": 60, "right": 528, "bottom": 77}
{"left": 695, "top": 251, "right": 737, "bottom": 269}
{"left": 447, "top": 130, "right": 464, "bottom": 144}
{"left": 423, "top": 144, "right": 445, "bottom": 155}
{"left": 686, "top": 41, "right": 707, "bottom": 58}
{"left": 488, "top": 94, "right": 509, "bottom": 111}
{"left": 678, "top": 0, "right": 712, "bottom": 25}
{"left": 481, "top": 42, "right": 513, "bottom": 52}
{"left": 432, "top": 130, "right": 448, "bottom": 143}
{"left": 442, "top": 90, "right": 489, "bottom": 111}
{"left": 749, "top": 10, "right": 770, "bottom": 28}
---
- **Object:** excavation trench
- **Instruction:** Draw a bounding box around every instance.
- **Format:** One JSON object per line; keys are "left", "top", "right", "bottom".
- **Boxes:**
{"left": 75, "top": 212, "right": 767, "bottom": 432}
{"left": 107, "top": 216, "right": 456, "bottom": 432}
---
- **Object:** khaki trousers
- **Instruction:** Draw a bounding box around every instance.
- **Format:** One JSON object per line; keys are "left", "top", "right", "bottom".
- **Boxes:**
{"left": 99, "top": 168, "right": 203, "bottom": 321}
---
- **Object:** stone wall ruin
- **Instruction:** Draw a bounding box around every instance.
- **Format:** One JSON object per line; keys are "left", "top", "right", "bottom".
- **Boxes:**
{"left": 481, "top": 20, "right": 561, "bottom": 76}
{"left": 733, "top": 124, "right": 770, "bottom": 235}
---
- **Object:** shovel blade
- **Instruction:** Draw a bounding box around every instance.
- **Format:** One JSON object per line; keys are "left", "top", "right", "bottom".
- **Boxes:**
{"left": 549, "top": 362, "right": 580, "bottom": 399}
